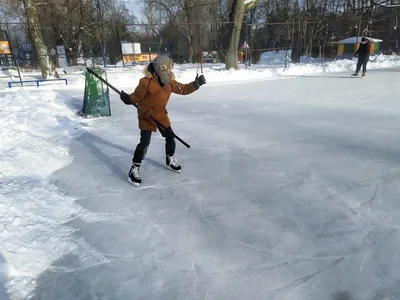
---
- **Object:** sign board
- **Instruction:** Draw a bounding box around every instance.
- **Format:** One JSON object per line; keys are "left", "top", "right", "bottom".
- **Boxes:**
{"left": 0, "top": 41, "right": 11, "bottom": 54}
{"left": 122, "top": 53, "right": 158, "bottom": 64}
{"left": 56, "top": 45, "right": 68, "bottom": 68}
{"left": 56, "top": 45, "right": 66, "bottom": 55}
{"left": 121, "top": 42, "right": 141, "bottom": 55}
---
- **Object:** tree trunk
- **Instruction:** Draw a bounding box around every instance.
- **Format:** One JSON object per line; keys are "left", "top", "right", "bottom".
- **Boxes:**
{"left": 291, "top": 19, "right": 301, "bottom": 63}
{"left": 184, "top": 0, "right": 195, "bottom": 63}
{"left": 23, "top": 0, "right": 59, "bottom": 79}
{"left": 188, "top": 44, "right": 193, "bottom": 63}
{"left": 226, "top": 0, "right": 245, "bottom": 70}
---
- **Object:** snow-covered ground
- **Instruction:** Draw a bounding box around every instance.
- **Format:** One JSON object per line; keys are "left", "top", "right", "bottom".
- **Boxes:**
{"left": 1, "top": 56, "right": 400, "bottom": 299}
{"left": 3, "top": 51, "right": 400, "bottom": 87}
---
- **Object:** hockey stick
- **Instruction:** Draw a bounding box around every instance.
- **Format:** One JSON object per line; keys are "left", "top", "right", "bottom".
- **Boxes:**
{"left": 369, "top": 56, "right": 378, "bottom": 62}
{"left": 86, "top": 67, "right": 191, "bottom": 148}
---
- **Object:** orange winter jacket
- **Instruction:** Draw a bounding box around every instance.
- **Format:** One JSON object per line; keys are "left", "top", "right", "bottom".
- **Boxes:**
{"left": 127, "top": 66, "right": 198, "bottom": 132}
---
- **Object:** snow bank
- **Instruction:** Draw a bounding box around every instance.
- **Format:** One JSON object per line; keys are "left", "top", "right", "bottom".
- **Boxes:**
{"left": 0, "top": 68, "right": 19, "bottom": 79}
{"left": 171, "top": 65, "right": 276, "bottom": 85}
{"left": 100, "top": 63, "right": 276, "bottom": 89}
{"left": 258, "top": 50, "right": 400, "bottom": 76}
{"left": 0, "top": 90, "right": 84, "bottom": 298}
{"left": 277, "top": 53, "right": 400, "bottom": 76}
{"left": 0, "top": 90, "right": 77, "bottom": 177}
{"left": 91, "top": 52, "right": 400, "bottom": 87}
{"left": 259, "top": 49, "right": 320, "bottom": 66}
{"left": 1, "top": 52, "right": 399, "bottom": 92}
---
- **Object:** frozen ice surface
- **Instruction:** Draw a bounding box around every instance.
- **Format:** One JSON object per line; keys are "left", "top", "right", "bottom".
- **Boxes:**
{"left": 1, "top": 65, "right": 400, "bottom": 300}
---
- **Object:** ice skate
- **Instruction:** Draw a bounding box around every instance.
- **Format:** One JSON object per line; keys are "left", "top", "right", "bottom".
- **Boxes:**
{"left": 128, "top": 163, "right": 142, "bottom": 186}
{"left": 166, "top": 155, "right": 181, "bottom": 173}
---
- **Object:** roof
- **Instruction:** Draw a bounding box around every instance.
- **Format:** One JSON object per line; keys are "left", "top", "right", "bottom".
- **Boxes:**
{"left": 336, "top": 36, "right": 383, "bottom": 43}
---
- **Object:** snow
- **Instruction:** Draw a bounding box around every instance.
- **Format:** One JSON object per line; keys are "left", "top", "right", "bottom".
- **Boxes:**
{"left": 1, "top": 55, "right": 400, "bottom": 299}
{"left": 0, "top": 90, "right": 83, "bottom": 298}
{"left": 0, "top": 68, "right": 19, "bottom": 79}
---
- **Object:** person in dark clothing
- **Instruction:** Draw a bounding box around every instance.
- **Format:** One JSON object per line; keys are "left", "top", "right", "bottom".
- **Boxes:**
{"left": 352, "top": 37, "right": 371, "bottom": 77}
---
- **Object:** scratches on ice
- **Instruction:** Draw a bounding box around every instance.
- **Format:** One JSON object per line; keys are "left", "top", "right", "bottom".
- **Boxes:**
{"left": 192, "top": 261, "right": 197, "bottom": 300}
{"left": 150, "top": 219, "right": 168, "bottom": 239}
{"left": 197, "top": 193, "right": 353, "bottom": 260}
{"left": 254, "top": 253, "right": 347, "bottom": 300}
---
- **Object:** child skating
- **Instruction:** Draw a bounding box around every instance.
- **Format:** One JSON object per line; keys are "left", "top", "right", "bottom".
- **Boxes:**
{"left": 120, "top": 55, "right": 206, "bottom": 186}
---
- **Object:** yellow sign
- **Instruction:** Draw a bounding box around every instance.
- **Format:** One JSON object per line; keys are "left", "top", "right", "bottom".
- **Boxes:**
{"left": 123, "top": 53, "right": 158, "bottom": 64}
{"left": 0, "top": 41, "right": 11, "bottom": 54}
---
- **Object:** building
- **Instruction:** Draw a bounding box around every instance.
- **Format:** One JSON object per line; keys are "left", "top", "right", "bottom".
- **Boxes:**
{"left": 335, "top": 36, "right": 383, "bottom": 59}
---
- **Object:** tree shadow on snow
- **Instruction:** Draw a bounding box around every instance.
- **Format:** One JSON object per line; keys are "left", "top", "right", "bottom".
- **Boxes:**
{"left": 308, "top": 131, "right": 400, "bottom": 166}
{"left": 0, "top": 254, "right": 10, "bottom": 300}
{"left": 60, "top": 95, "right": 83, "bottom": 112}
{"left": 77, "top": 132, "right": 128, "bottom": 182}
{"left": 76, "top": 130, "right": 167, "bottom": 182}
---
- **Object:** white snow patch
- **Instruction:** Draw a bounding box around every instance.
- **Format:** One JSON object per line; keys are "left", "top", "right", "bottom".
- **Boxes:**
{"left": 259, "top": 50, "right": 400, "bottom": 75}
{"left": 0, "top": 90, "right": 86, "bottom": 298}
{"left": 59, "top": 52, "right": 400, "bottom": 89}
{"left": 0, "top": 68, "right": 19, "bottom": 79}
{"left": 1, "top": 52, "right": 399, "bottom": 91}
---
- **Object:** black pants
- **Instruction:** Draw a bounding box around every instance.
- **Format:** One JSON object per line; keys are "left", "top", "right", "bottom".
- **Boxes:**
{"left": 132, "top": 126, "right": 176, "bottom": 164}
{"left": 356, "top": 57, "right": 368, "bottom": 74}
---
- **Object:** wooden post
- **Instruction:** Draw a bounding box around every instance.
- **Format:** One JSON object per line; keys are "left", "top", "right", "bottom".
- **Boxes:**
{"left": 4, "top": 30, "right": 23, "bottom": 85}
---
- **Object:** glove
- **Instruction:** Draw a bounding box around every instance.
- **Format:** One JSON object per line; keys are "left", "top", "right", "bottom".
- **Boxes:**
{"left": 194, "top": 74, "right": 206, "bottom": 89}
{"left": 120, "top": 91, "right": 131, "bottom": 105}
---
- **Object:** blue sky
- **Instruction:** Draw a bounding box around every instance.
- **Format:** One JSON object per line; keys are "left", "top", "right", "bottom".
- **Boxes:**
{"left": 125, "top": 0, "right": 144, "bottom": 19}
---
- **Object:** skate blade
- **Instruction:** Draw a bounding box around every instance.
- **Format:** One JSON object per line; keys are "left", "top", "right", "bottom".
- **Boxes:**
{"left": 166, "top": 166, "right": 181, "bottom": 173}
{"left": 128, "top": 177, "right": 140, "bottom": 187}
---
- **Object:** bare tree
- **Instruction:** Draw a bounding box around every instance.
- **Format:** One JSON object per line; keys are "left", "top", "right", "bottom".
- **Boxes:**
{"left": 142, "top": 0, "right": 164, "bottom": 53}
{"left": 22, "top": 0, "right": 59, "bottom": 79}
{"left": 37, "top": 0, "right": 99, "bottom": 65}
{"left": 139, "top": 0, "right": 211, "bottom": 63}
{"left": 226, "top": 0, "right": 258, "bottom": 69}
{"left": 101, "top": 0, "right": 131, "bottom": 64}
{"left": 225, "top": 0, "right": 245, "bottom": 69}
{"left": 0, "top": 0, "right": 23, "bottom": 32}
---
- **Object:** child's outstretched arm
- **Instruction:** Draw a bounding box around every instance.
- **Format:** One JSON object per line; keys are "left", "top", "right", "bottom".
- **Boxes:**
{"left": 120, "top": 78, "right": 149, "bottom": 105}
{"left": 171, "top": 74, "right": 206, "bottom": 95}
